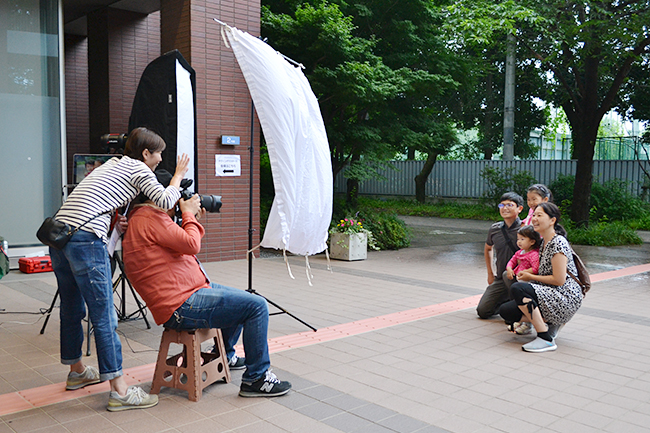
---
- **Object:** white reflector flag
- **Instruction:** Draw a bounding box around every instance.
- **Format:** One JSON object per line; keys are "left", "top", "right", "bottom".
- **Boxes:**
{"left": 222, "top": 26, "right": 333, "bottom": 257}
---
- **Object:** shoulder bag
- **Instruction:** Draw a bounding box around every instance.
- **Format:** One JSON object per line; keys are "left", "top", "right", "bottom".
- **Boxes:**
{"left": 36, "top": 211, "right": 110, "bottom": 250}
{"left": 567, "top": 249, "right": 591, "bottom": 295}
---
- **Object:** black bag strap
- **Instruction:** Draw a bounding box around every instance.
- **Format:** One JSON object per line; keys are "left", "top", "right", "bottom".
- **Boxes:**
{"left": 54, "top": 209, "right": 112, "bottom": 234}
{"left": 500, "top": 222, "right": 518, "bottom": 255}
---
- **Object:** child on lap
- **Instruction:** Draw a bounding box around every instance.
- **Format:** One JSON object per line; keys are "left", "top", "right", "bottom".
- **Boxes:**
{"left": 504, "top": 225, "right": 541, "bottom": 335}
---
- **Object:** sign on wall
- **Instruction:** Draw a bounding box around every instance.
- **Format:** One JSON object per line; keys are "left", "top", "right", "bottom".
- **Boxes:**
{"left": 215, "top": 154, "right": 241, "bottom": 177}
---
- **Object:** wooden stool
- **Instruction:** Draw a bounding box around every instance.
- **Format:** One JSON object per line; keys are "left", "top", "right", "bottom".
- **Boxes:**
{"left": 151, "top": 328, "right": 231, "bottom": 401}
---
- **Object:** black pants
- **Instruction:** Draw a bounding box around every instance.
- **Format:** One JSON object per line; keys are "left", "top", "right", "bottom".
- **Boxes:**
{"left": 498, "top": 282, "right": 540, "bottom": 324}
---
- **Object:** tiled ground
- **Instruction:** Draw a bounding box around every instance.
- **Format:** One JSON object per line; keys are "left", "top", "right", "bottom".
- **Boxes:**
{"left": 1, "top": 217, "right": 649, "bottom": 433}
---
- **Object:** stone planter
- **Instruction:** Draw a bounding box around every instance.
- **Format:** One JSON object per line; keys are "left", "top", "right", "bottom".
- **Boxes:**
{"left": 329, "top": 232, "right": 367, "bottom": 261}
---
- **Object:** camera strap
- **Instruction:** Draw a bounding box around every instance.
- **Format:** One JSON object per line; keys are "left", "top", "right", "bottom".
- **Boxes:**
{"left": 500, "top": 222, "right": 518, "bottom": 255}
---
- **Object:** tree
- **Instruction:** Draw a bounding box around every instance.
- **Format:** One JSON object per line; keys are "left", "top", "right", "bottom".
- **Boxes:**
{"left": 447, "top": 0, "right": 650, "bottom": 225}
{"left": 338, "top": 0, "right": 465, "bottom": 202}
{"left": 262, "top": 0, "right": 462, "bottom": 203}
{"left": 453, "top": 42, "right": 547, "bottom": 160}
{"left": 262, "top": 2, "right": 397, "bottom": 185}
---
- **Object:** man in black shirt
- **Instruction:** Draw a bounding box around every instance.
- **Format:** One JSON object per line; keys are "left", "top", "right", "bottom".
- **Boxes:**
{"left": 477, "top": 192, "right": 524, "bottom": 319}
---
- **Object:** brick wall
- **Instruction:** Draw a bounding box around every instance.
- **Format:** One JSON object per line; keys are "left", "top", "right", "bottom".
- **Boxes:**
{"left": 162, "top": 0, "right": 261, "bottom": 262}
{"left": 66, "top": 1, "right": 260, "bottom": 263}
{"left": 64, "top": 34, "right": 89, "bottom": 185}
{"left": 107, "top": 9, "right": 161, "bottom": 134}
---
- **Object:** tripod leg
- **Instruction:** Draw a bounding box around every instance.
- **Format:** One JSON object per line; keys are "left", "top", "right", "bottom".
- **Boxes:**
{"left": 40, "top": 289, "right": 59, "bottom": 334}
{"left": 125, "top": 281, "right": 151, "bottom": 329}
{"left": 114, "top": 251, "right": 150, "bottom": 328}
{"left": 248, "top": 289, "right": 317, "bottom": 332}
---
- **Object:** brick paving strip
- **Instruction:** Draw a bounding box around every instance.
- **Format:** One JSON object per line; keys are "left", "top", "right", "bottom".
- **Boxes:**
{"left": 1, "top": 262, "right": 648, "bottom": 416}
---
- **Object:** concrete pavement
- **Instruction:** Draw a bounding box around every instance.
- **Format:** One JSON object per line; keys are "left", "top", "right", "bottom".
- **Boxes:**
{"left": 1, "top": 217, "right": 649, "bottom": 433}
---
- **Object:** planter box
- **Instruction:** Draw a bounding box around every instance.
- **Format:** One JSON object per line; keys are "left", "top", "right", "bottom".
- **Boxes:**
{"left": 330, "top": 232, "right": 367, "bottom": 261}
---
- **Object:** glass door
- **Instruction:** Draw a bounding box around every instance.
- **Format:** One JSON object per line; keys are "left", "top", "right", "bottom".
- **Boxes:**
{"left": 0, "top": 0, "right": 64, "bottom": 248}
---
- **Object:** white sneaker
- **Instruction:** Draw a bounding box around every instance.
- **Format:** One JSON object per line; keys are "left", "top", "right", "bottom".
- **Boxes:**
{"left": 107, "top": 386, "right": 159, "bottom": 411}
{"left": 522, "top": 337, "right": 557, "bottom": 353}
{"left": 515, "top": 322, "right": 533, "bottom": 335}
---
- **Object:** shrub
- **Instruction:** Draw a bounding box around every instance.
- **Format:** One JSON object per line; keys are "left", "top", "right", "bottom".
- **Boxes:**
{"left": 548, "top": 174, "right": 575, "bottom": 206}
{"left": 356, "top": 209, "right": 411, "bottom": 250}
{"left": 357, "top": 197, "right": 501, "bottom": 221}
{"left": 549, "top": 175, "right": 650, "bottom": 223}
{"left": 480, "top": 166, "right": 536, "bottom": 207}
{"left": 566, "top": 221, "right": 643, "bottom": 246}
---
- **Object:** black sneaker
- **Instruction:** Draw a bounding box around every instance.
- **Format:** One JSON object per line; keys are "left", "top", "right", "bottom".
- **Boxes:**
{"left": 239, "top": 369, "right": 291, "bottom": 397}
{"left": 229, "top": 355, "right": 246, "bottom": 370}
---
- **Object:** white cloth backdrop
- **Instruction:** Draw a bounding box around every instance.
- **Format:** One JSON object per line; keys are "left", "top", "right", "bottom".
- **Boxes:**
{"left": 223, "top": 26, "right": 333, "bottom": 256}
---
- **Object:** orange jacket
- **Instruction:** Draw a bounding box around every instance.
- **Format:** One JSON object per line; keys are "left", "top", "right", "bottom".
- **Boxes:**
{"left": 122, "top": 205, "right": 209, "bottom": 325}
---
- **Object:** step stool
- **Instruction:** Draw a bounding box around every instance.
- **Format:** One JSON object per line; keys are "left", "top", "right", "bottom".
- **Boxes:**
{"left": 150, "top": 328, "right": 231, "bottom": 401}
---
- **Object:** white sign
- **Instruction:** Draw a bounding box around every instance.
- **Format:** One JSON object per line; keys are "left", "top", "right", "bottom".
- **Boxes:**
{"left": 215, "top": 154, "right": 241, "bottom": 176}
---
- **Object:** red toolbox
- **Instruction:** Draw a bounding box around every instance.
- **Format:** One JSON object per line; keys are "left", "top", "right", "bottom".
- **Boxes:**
{"left": 18, "top": 256, "right": 53, "bottom": 274}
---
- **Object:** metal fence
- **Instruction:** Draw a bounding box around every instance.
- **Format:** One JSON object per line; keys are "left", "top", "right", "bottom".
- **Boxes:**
{"left": 334, "top": 160, "right": 650, "bottom": 199}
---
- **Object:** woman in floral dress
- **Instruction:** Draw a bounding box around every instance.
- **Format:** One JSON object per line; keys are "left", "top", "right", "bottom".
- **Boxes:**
{"left": 499, "top": 202, "right": 583, "bottom": 352}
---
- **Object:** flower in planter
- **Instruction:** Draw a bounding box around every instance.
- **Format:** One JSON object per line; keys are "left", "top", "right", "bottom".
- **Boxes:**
{"left": 329, "top": 216, "right": 379, "bottom": 250}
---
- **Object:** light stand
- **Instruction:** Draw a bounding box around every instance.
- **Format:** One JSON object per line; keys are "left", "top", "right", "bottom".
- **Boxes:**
{"left": 112, "top": 250, "right": 151, "bottom": 328}
{"left": 245, "top": 101, "right": 316, "bottom": 332}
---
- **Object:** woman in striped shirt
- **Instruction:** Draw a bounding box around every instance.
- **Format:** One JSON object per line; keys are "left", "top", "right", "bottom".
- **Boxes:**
{"left": 50, "top": 127, "right": 189, "bottom": 411}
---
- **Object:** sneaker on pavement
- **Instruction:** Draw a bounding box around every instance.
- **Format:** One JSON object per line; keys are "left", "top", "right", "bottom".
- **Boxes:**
{"left": 229, "top": 355, "right": 246, "bottom": 370}
{"left": 239, "top": 369, "right": 291, "bottom": 397}
{"left": 66, "top": 366, "right": 101, "bottom": 390}
{"left": 522, "top": 337, "right": 557, "bottom": 353}
{"left": 107, "top": 386, "right": 159, "bottom": 412}
{"left": 515, "top": 322, "right": 533, "bottom": 335}
{"left": 547, "top": 323, "right": 565, "bottom": 339}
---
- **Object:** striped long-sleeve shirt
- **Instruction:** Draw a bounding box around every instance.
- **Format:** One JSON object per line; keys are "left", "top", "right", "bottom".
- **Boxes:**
{"left": 57, "top": 156, "right": 181, "bottom": 241}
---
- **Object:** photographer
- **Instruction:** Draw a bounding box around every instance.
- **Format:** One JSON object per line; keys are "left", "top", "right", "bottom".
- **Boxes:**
{"left": 122, "top": 171, "right": 291, "bottom": 398}
{"left": 50, "top": 127, "right": 189, "bottom": 411}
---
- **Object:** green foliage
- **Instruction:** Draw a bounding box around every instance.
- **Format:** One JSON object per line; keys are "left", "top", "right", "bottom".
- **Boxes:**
{"left": 262, "top": 0, "right": 464, "bottom": 193}
{"left": 590, "top": 180, "right": 649, "bottom": 222}
{"left": 480, "top": 166, "right": 536, "bottom": 207}
{"left": 548, "top": 174, "right": 576, "bottom": 208}
{"left": 627, "top": 214, "right": 650, "bottom": 231}
{"left": 329, "top": 215, "right": 379, "bottom": 250}
{"left": 259, "top": 144, "right": 274, "bottom": 239}
{"left": 445, "top": 0, "right": 650, "bottom": 223}
{"left": 356, "top": 209, "right": 411, "bottom": 250}
{"left": 331, "top": 197, "right": 411, "bottom": 250}
{"left": 356, "top": 197, "right": 502, "bottom": 221}
{"left": 566, "top": 221, "right": 643, "bottom": 246}
{"left": 549, "top": 175, "right": 650, "bottom": 224}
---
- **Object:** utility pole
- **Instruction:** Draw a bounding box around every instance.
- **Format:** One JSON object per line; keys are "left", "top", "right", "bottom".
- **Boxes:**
{"left": 503, "top": 33, "right": 515, "bottom": 160}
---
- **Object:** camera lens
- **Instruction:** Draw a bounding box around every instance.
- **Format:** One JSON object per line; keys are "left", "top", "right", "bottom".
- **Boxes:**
{"left": 200, "top": 195, "right": 222, "bottom": 213}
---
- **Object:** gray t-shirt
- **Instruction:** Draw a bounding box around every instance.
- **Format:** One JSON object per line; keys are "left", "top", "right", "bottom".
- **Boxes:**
{"left": 486, "top": 218, "right": 521, "bottom": 279}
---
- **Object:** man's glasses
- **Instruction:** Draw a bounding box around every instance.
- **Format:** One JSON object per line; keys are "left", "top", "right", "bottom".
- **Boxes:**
{"left": 498, "top": 203, "right": 517, "bottom": 208}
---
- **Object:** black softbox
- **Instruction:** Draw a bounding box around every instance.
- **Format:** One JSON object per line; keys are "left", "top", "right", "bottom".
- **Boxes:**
{"left": 128, "top": 50, "right": 197, "bottom": 189}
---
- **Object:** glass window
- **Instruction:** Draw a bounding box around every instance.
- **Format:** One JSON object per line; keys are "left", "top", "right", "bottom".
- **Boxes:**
{"left": 0, "top": 0, "right": 63, "bottom": 247}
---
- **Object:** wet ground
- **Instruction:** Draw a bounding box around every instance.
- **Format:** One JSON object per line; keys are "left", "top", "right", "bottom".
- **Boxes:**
{"left": 400, "top": 215, "right": 650, "bottom": 274}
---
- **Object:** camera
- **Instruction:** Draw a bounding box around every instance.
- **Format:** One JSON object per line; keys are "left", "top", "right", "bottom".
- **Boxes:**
{"left": 179, "top": 179, "right": 222, "bottom": 213}
{"left": 100, "top": 133, "right": 128, "bottom": 154}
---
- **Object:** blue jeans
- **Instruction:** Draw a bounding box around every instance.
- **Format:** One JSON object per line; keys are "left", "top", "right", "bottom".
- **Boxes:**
{"left": 163, "top": 283, "right": 270, "bottom": 382}
{"left": 50, "top": 230, "right": 123, "bottom": 382}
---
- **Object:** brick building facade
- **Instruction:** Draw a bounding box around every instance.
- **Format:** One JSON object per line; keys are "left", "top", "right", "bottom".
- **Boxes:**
{"left": 63, "top": 0, "right": 261, "bottom": 263}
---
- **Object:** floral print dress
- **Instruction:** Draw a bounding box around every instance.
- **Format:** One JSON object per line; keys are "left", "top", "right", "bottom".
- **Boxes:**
{"left": 531, "top": 235, "right": 583, "bottom": 325}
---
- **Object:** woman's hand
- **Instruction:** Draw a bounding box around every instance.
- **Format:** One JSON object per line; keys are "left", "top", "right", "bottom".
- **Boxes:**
{"left": 518, "top": 254, "right": 568, "bottom": 286}
{"left": 170, "top": 154, "right": 191, "bottom": 189}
